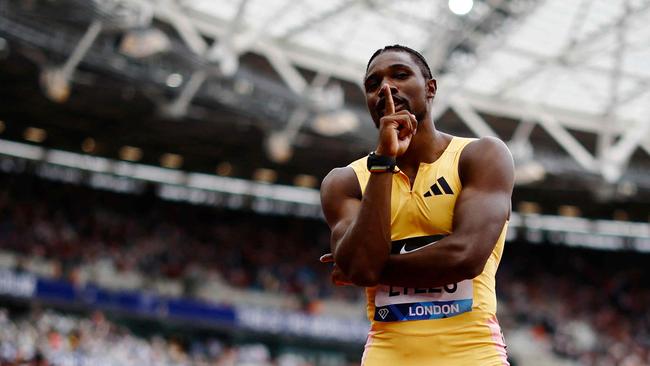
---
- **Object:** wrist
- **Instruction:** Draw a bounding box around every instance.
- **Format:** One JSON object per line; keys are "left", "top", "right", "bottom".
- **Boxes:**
{"left": 375, "top": 146, "right": 396, "bottom": 158}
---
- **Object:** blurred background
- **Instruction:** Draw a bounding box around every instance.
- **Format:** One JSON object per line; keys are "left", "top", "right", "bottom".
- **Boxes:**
{"left": 0, "top": 0, "right": 649, "bottom": 365}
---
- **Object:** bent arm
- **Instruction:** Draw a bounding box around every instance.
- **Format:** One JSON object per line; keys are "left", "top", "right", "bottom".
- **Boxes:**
{"left": 320, "top": 167, "right": 393, "bottom": 286}
{"left": 379, "top": 137, "right": 514, "bottom": 288}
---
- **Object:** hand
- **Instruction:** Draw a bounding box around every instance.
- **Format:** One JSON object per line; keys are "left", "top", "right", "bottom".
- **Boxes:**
{"left": 376, "top": 84, "right": 418, "bottom": 157}
{"left": 319, "top": 253, "right": 353, "bottom": 286}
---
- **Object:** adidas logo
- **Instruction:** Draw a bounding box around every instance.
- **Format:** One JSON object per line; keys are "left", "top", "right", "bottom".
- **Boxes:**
{"left": 423, "top": 177, "right": 454, "bottom": 197}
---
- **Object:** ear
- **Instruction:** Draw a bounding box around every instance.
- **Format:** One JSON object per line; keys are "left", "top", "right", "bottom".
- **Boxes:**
{"left": 426, "top": 79, "right": 437, "bottom": 100}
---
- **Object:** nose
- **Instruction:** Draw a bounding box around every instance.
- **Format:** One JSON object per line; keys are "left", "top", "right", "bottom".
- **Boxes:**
{"left": 379, "top": 82, "right": 398, "bottom": 96}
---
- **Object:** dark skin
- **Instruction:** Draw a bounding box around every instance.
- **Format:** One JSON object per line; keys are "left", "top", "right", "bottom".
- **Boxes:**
{"left": 320, "top": 50, "right": 514, "bottom": 288}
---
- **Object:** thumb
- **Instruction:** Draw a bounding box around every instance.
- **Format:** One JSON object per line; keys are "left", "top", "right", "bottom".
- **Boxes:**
{"left": 319, "top": 253, "right": 334, "bottom": 263}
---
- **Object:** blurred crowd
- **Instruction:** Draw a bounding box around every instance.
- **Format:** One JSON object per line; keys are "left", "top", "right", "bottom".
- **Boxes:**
{"left": 0, "top": 172, "right": 649, "bottom": 365}
{"left": 498, "top": 245, "right": 650, "bottom": 366}
{"left": 0, "top": 306, "right": 319, "bottom": 366}
{"left": 0, "top": 173, "right": 360, "bottom": 310}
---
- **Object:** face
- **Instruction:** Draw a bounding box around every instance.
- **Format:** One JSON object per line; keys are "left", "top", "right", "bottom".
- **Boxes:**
{"left": 363, "top": 51, "right": 436, "bottom": 127}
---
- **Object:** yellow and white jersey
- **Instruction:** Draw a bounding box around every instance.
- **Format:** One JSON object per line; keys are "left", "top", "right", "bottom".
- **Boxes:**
{"left": 348, "top": 137, "right": 509, "bottom": 365}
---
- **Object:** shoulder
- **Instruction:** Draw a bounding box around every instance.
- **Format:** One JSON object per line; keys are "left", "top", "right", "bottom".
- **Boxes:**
{"left": 321, "top": 166, "right": 357, "bottom": 191}
{"left": 321, "top": 155, "right": 368, "bottom": 199}
{"left": 320, "top": 166, "right": 361, "bottom": 202}
{"left": 461, "top": 136, "right": 511, "bottom": 160}
{"left": 320, "top": 166, "right": 362, "bottom": 226}
{"left": 459, "top": 136, "right": 514, "bottom": 186}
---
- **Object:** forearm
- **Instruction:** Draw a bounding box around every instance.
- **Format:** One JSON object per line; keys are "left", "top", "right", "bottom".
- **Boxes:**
{"left": 334, "top": 172, "right": 392, "bottom": 286}
{"left": 379, "top": 235, "right": 482, "bottom": 288}
{"left": 381, "top": 185, "right": 510, "bottom": 288}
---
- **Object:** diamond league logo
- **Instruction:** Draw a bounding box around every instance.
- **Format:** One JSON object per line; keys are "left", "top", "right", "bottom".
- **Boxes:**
{"left": 378, "top": 308, "right": 389, "bottom": 319}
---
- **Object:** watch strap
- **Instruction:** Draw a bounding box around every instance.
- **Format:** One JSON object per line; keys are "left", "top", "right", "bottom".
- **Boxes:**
{"left": 367, "top": 151, "right": 399, "bottom": 173}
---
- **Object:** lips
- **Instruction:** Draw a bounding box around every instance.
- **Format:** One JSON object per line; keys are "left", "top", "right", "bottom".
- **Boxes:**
{"left": 394, "top": 102, "right": 408, "bottom": 111}
{"left": 376, "top": 95, "right": 410, "bottom": 116}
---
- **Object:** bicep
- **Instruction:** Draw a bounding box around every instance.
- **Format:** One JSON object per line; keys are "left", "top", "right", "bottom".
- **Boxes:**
{"left": 320, "top": 167, "right": 362, "bottom": 251}
{"left": 453, "top": 138, "right": 514, "bottom": 259}
{"left": 453, "top": 185, "right": 510, "bottom": 244}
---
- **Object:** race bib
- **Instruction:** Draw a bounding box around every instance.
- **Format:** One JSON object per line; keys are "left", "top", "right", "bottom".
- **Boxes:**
{"left": 373, "top": 235, "right": 474, "bottom": 322}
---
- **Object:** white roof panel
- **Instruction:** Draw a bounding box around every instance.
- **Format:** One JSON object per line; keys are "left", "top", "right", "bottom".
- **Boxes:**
{"left": 178, "top": 0, "right": 649, "bottom": 126}
{"left": 461, "top": 0, "right": 650, "bottom": 123}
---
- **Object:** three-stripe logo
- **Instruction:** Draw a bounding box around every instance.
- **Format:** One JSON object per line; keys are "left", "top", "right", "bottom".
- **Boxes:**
{"left": 424, "top": 177, "right": 454, "bottom": 197}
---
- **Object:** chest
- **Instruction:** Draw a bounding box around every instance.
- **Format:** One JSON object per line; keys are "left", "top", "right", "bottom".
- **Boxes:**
{"left": 389, "top": 163, "right": 460, "bottom": 240}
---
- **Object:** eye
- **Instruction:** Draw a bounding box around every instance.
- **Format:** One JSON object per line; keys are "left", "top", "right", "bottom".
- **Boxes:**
{"left": 364, "top": 79, "right": 379, "bottom": 92}
{"left": 395, "top": 72, "right": 409, "bottom": 79}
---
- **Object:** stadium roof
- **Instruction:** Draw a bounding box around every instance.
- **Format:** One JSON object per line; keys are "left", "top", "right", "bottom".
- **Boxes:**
{"left": 157, "top": 0, "right": 650, "bottom": 182}
{"left": 0, "top": 0, "right": 649, "bottom": 188}
{"left": 178, "top": 0, "right": 650, "bottom": 117}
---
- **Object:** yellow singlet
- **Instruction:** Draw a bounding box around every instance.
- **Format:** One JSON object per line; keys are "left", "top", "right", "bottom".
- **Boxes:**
{"left": 348, "top": 137, "right": 509, "bottom": 366}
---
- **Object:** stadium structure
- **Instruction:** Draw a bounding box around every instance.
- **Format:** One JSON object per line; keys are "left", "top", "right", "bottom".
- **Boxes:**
{"left": 0, "top": 1, "right": 649, "bottom": 365}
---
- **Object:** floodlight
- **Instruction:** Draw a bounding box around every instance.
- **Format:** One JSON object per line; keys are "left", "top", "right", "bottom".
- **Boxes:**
{"left": 449, "top": 0, "right": 474, "bottom": 15}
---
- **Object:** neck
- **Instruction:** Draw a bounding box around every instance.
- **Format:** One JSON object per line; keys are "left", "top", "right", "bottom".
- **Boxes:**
{"left": 396, "top": 117, "right": 450, "bottom": 169}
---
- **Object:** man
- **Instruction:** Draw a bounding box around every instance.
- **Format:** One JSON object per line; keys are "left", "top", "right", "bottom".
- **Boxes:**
{"left": 319, "top": 45, "right": 514, "bottom": 365}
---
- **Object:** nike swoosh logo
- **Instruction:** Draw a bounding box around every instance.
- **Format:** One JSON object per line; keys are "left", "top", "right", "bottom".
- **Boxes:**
{"left": 399, "top": 241, "right": 437, "bottom": 254}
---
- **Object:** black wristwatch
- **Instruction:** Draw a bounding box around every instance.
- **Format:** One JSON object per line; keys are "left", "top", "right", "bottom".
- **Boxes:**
{"left": 367, "top": 151, "right": 399, "bottom": 173}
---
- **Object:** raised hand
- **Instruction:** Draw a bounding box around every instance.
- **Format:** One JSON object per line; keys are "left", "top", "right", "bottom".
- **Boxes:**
{"left": 376, "top": 84, "right": 418, "bottom": 157}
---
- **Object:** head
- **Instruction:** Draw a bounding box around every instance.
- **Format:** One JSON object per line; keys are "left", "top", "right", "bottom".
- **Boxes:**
{"left": 363, "top": 45, "right": 437, "bottom": 126}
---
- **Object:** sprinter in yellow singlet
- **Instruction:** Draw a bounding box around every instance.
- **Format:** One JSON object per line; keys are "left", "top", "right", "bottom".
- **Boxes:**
{"left": 320, "top": 45, "right": 514, "bottom": 365}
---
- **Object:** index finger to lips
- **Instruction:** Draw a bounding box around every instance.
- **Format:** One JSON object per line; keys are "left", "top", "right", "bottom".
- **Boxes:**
{"left": 383, "top": 84, "right": 395, "bottom": 116}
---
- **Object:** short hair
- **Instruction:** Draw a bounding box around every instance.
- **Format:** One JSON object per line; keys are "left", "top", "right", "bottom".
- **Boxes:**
{"left": 366, "top": 45, "right": 433, "bottom": 80}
